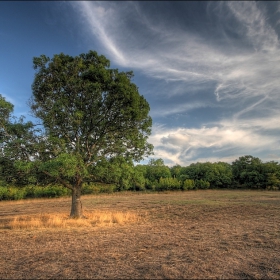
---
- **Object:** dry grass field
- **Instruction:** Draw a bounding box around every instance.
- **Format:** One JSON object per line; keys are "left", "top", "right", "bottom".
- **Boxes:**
{"left": 0, "top": 190, "right": 279, "bottom": 279}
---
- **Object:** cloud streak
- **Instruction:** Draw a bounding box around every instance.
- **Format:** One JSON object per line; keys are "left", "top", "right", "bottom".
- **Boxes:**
{"left": 72, "top": 1, "right": 280, "bottom": 165}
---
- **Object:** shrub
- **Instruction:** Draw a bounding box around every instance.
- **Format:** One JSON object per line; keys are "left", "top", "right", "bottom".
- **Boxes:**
{"left": 0, "top": 187, "right": 27, "bottom": 200}
{"left": 182, "top": 179, "right": 195, "bottom": 190}
{"left": 195, "top": 179, "right": 210, "bottom": 189}
{"left": 156, "top": 177, "right": 181, "bottom": 191}
{"left": 133, "top": 183, "right": 146, "bottom": 191}
{"left": 81, "top": 183, "right": 101, "bottom": 194}
{"left": 0, "top": 186, "right": 8, "bottom": 200}
{"left": 31, "top": 185, "right": 70, "bottom": 198}
{"left": 99, "top": 184, "right": 116, "bottom": 193}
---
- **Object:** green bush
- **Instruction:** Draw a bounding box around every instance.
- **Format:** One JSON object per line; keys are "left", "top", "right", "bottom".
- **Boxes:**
{"left": 0, "top": 186, "right": 27, "bottom": 200}
{"left": 145, "top": 179, "right": 156, "bottom": 190}
{"left": 128, "top": 182, "right": 146, "bottom": 192}
{"left": 33, "top": 185, "right": 70, "bottom": 198}
{"left": 0, "top": 186, "right": 8, "bottom": 200}
{"left": 81, "top": 183, "right": 102, "bottom": 194}
{"left": 81, "top": 183, "right": 117, "bottom": 194}
{"left": 0, "top": 185, "right": 70, "bottom": 200}
{"left": 99, "top": 184, "right": 116, "bottom": 194}
{"left": 195, "top": 179, "right": 210, "bottom": 189}
{"left": 156, "top": 177, "right": 181, "bottom": 191}
{"left": 9, "top": 187, "right": 27, "bottom": 200}
{"left": 132, "top": 183, "right": 146, "bottom": 191}
{"left": 182, "top": 179, "right": 195, "bottom": 190}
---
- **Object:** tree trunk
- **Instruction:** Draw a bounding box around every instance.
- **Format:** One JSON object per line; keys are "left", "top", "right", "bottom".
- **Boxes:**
{"left": 70, "top": 186, "right": 83, "bottom": 218}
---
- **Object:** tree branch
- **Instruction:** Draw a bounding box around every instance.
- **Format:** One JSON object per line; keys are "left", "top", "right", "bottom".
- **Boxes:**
{"left": 42, "top": 170, "right": 74, "bottom": 190}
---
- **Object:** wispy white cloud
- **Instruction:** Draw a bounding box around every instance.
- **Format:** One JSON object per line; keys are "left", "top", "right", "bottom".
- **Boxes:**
{"left": 151, "top": 101, "right": 216, "bottom": 118}
{"left": 72, "top": 2, "right": 126, "bottom": 65}
{"left": 72, "top": 1, "right": 280, "bottom": 165}
{"left": 227, "top": 2, "right": 279, "bottom": 52}
{"left": 74, "top": 1, "right": 280, "bottom": 101}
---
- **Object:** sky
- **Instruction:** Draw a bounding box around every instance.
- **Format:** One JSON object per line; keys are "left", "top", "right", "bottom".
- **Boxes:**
{"left": 1, "top": 1, "right": 280, "bottom": 166}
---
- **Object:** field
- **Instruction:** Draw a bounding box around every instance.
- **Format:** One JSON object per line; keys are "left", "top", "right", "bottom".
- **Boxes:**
{"left": 0, "top": 190, "right": 280, "bottom": 279}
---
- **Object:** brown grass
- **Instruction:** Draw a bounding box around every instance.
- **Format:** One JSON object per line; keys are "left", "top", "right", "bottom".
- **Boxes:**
{"left": 0, "top": 190, "right": 280, "bottom": 279}
{"left": 7, "top": 211, "right": 141, "bottom": 229}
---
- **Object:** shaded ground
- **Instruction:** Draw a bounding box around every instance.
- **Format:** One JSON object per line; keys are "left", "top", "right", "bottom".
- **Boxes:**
{"left": 0, "top": 190, "right": 280, "bottom": 279}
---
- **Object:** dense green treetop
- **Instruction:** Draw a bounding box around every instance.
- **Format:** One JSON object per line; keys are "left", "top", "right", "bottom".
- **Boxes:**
{"left": 31, "top": 51, "right": 153, "bottom": 166}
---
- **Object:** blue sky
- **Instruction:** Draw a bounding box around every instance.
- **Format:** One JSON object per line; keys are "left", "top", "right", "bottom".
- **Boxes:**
{"left": 1, "top": 1, "right": 280, "bottom": 166}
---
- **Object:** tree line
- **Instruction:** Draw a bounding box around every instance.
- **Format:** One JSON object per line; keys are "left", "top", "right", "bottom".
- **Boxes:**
{"left": 74, "top": 155, "right": 280, "bottom": 191}
{"left": 1, "top": 155, "right": 279, "bottom": 194}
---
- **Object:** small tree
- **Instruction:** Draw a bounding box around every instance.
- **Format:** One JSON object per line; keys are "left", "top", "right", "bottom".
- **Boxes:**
{"left": 195, "top": 179, "right": 210, "bottom": 189}
{"left": 182, "top": 179, "right": 195, "bottom": 190}
{"left": 28, "top": 50, "right": 153, "bottom": 218}
{"left": 0, "top": 95, "right": 40, "bottom": 186}
{"left": 156, "top": 177, "right": 181, "bottom": 191}
{"left": 146, "top": 158, "right": 171, "bottom": 183}
{"left": 232, "top": 155, "right": 264, "bottom": 188}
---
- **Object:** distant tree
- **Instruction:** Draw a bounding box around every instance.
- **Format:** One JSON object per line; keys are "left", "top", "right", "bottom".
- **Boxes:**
{"left": 170, "top": 164, "right": 181, "bottom": 179}
{"left": 205, "top": 162, "right": 233, "bottom": 188}
{"left": 156, "top": 177, "right": 181, "bottom": 191}
{"left": 134, "top": 164, "right": 148, "bottom": 190}
{"left": 232, "top": 155, "right": 264, "bottom": 188}
{"left": 262, "top": 161, "right": 280, "bottom": 189}
{"left": 182, "top": 179, "right": 195, "bottom": 190}
{"left": 134, "top": 164, "right": 147, "bottom": 179}
{"left": 0, "top": 95, "right": 39, "bottom": 185}
{"left": 181, "top": 162, "right": 232, "bottom": 188}
{"left": 21, "top": 50, "right": 153, "bottom": 218}
{"left": 195, "top": 179, "right": 210, "bottom": 189}
{"left": 92, "top": 156, "right": 136, "bottom": 191}
{"left": 0, "top": 95, "right": 13, "bottom": 125}
{"left": 146, "top": 158, "right": 171, "bottom": 183}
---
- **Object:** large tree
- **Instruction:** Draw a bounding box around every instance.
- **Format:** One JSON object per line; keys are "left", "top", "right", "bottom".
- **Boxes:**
{"left": 29, "top": 50, "right": 153, "bottom": 218}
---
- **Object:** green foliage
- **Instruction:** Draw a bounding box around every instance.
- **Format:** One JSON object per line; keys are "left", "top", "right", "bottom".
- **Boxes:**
{"left": 7, "top": 187, "right": 26, "bottom": 200}
{"left": 156, "top": 177, "right": 181, "bottom": 191}
{"left": 195, "top": 179, "right": 210, "bottom": 189}
{"left": 182, "top": 179, "right": 195, "bottom": 190}
{"left": 0, "top": 185, "right": 71, "bottom": 200}
{"left": 170, "top": 164, "right": 181, "bottom": 179}
{"left": 31, "top": 50, "right": 153, "bottom": 166}
{"left": 0, "top": 186, "right": 8, "bottom": 200}
{"left": 0, "top": 94, "right": 41, "bottom": 186}
{"left": 180, "top": 162, "right": 233, "bottom": 188}
{"left": 0, "top": 95, "right": 14, "bottom": 124}
{"left": 81, "top": 182, "right": 117, "bottom": 194}
{"left": 38, "top": 153, "right": 88, "bottom": 179}
{"left": 146, "top": 158, "right": 171, "bottom": 182}
{"left": 32, "top": 185, "right": 71, "bottom": 198}
{"left": 232, "top": 156, "right": 265, "bottom": 188}
{"left": 92, "top": 157, "right": 135, "bottom": 191}
{"left": 262, "top": 161, "right": 280, "bottom": 190}
{"left": 81, "top": 183, "right": 100, "bottom": 195}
